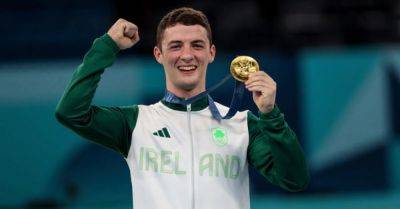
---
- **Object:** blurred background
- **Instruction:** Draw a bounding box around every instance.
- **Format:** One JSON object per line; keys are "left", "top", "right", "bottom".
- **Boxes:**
{"left": 1, "top": 0, "right": 399, "bottom": 208}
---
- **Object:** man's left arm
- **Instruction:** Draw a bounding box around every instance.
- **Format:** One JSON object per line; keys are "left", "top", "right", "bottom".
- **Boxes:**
{"left": 247, "top": 107, "right": 310, "bottom": 192}
{"left": 245, "top": 71, "right": 310, "bottom": 192}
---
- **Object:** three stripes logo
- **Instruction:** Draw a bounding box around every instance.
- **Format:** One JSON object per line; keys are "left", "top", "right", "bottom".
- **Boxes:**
{"left": 153, "top": 127, "right": 171, "bottom": 138}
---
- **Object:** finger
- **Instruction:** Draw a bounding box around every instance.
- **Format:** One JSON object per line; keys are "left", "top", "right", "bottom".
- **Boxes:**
{"left": 246, "top": 76, "right": 275, "bottom": 88}
{"left": 123, "top": 21, "right": 137, "bottom": 35}
{"left": 248, "top": 71, "right": 275, "bottom": 83}
{"left": 246, "top": 82, "right": 271, "bottom": 90}
{"left": 247, "top": 79, "right": 276, "bottom": 89}
{"left": 124, "top": 25, "right": 137, "bottom": 38}
{"left": 133, "top": 30, "right": 140, "bottom": 42}
{"left": 246, "top": 85, "right": 268, "bottom": 94}
{"left": 117, "top": 18, "right": 127, "bottom": 23}
{"left": 245, "top": 80, "right": 270, "bottom": 89}
{"left": 246, "top": 85, "right": 276, "bottom": 92}
{"left": 127, "top": 22, "right": 138, "bottom": 34}
{"left": 245, "top": 76, "right": 269, "bottom": 86}
{"left": 246, "top": 80, "right": 276, "bottom": 90}
{"left": 249, "top": 70, "right": 268, "bottom": 77}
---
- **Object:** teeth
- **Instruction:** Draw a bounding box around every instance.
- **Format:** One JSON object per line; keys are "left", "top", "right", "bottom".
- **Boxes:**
{"left": 178, "top": 66, "right": 196, "bottom": 71}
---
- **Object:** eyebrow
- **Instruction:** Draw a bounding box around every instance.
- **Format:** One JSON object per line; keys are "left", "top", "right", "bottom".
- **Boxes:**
{"left": 191, "top": 40, "right": 206, "bottom": 45}
{"left": 167, "top": 40, "right": 182, "bottom": 46}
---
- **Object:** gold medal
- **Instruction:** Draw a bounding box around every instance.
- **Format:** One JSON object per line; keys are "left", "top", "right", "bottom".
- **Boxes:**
{"left": 230, "top": 56, "right": 260, "bottom": 82}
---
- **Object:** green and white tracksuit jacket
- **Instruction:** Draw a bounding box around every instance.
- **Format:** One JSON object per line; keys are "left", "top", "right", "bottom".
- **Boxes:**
{"left": 55, "top": 34, "right": 310, "bottom": 209}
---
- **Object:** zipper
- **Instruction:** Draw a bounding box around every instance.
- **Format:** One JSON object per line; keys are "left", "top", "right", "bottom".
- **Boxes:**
{"left": 187, "top": 104, "right": 195, "bottom": 209}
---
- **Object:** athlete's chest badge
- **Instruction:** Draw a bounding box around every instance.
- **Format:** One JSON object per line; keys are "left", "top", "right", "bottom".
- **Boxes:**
{"left": 211, "top": 128, "right": 228, "bottom": 147}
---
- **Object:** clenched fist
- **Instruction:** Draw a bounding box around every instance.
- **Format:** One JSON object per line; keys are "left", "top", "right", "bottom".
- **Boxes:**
{"left": 107, "top": 18, "right": 140, "bottom": 50}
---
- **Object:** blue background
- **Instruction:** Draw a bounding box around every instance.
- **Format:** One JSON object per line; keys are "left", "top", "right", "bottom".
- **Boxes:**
{"left": 1, "top": 1, "right": 400, "bottom": 208}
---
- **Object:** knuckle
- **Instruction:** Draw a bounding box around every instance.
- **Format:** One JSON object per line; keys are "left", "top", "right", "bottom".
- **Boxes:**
{"left": 272, "top": 83, "right": 277, "bottom": 90}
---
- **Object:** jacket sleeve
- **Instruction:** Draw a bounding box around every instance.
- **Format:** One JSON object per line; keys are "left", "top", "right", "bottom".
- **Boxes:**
{"left": 55, "top": 34, "right": 138, "bottom": 158}
{"left": 247, "top": 105, "right": 310, "bottom": 192}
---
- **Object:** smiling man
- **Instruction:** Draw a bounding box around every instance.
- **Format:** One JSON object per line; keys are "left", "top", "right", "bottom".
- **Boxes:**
{"left": 154, "top": 23, "right": 215, "bottom": 98}
{"left": 56, "top": 7, "right": 309, "bottom": 209}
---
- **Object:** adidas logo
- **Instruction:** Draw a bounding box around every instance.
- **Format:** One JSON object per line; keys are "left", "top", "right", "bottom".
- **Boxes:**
{"left": 153, "top": 127, "right": 171, "bottom": 138}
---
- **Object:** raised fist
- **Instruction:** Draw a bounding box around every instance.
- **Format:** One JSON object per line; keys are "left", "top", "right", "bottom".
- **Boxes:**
{"left": 107, "top": 18, "right": 140, "bottom": 50}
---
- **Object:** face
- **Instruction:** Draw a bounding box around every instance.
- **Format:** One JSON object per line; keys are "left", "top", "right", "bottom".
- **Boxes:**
{"left": 154, "top": 24, "right": 216, "bottom": 96}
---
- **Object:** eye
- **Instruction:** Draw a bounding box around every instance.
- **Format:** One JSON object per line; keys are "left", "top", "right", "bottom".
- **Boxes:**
{"left": 193, "top": 43, "right": 205, "bottom": 49}
{"left": 169, "top": 45, "right": 181, "bottom": 50}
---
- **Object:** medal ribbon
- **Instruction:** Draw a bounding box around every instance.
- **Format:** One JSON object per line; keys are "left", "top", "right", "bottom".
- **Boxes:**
{"left": 163, "top": 74, "right": 245, "bottom": 121}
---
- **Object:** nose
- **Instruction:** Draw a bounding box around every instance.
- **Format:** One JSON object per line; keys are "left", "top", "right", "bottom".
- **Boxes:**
{"left": 180, "top": 45, "right": 194, "bottom": 62}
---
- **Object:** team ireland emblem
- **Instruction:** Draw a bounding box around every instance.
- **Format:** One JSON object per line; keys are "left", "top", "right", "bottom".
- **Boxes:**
{"left": 212, "top": 128, "right": 228, "bottom": 147}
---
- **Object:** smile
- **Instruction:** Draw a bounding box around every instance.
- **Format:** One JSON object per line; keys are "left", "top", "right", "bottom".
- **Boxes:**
{"left": 178, "top": 65, "right": 197, "bottom": 72}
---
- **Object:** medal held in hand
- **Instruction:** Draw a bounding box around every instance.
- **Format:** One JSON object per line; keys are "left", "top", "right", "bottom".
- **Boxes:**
{"left": 206, "top": 55, "right": 261, "bottom": 120}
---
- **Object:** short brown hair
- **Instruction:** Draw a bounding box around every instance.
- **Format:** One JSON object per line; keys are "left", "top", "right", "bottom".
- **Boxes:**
{"left": 156, "top": 7, "right": 212, "bottom": 49}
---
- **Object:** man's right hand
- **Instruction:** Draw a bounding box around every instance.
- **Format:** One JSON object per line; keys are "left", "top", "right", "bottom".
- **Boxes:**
{"left": 107, "top": 18, "right": 140, "bottom": 50}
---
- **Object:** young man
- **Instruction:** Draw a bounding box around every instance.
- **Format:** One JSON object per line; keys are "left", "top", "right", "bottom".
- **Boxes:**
{"left": 56, "top": 7, "right": 309, "bottom": 209}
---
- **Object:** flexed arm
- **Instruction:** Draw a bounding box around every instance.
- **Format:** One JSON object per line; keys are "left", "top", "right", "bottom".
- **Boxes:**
{"left": 55, "top": 19, "right": 140, "bottom": 157}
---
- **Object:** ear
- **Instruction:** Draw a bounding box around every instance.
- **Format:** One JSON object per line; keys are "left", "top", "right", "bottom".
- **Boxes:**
{"left": 209, "top": 44, "right": 216, "bottom": 63}
{"left": 153, "top": 46, "right": 163, "bottom": 64}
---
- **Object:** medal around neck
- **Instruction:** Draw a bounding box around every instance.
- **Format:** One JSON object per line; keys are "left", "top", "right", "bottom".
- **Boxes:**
{"left": 230, "top": 56, "right": 260, "bottom": 82}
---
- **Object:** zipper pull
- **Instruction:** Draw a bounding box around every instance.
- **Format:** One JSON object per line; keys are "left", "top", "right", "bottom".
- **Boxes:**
{"left": 187, "top": 104, "right": 191, "bottom": 111}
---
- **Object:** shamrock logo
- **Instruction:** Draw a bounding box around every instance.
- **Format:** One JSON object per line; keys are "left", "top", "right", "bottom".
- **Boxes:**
{"left": 212, "top": 128, "right": 228, "bottom": 147}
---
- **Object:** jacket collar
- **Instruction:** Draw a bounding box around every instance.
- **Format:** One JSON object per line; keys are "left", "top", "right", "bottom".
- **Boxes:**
{"left": 161, "top": 95, "right": 209, "bottom": 111}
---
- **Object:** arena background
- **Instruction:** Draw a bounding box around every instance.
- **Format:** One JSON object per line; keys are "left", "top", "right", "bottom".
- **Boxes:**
{"left": 1, "top": 0, "right": 399, "bottom": 208}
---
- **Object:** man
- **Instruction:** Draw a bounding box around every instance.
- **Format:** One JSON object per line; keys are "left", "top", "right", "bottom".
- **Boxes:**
{"left": 56, "top": 7, "right": 309, "bottom": 209}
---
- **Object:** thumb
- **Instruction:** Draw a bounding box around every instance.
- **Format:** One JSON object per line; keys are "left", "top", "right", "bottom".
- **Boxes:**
{"left": 124, "top": 26, "right": 136, "bottom": 38}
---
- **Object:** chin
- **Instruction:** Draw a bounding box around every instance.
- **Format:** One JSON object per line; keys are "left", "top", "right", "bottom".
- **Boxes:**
{"left": 177, "top": 81, "right": 198, "bottom": 91}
